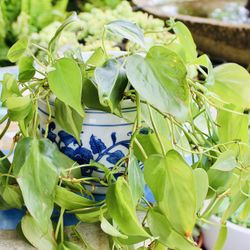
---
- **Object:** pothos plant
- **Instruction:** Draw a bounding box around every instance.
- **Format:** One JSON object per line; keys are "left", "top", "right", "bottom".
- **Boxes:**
{"left": 1, "top": 12, "right": 250, "bottom": 250}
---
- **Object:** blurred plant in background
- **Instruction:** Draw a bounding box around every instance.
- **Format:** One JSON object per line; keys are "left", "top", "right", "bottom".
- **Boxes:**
{"left": 32, "top": 1, "right": 172, "bottom": 54}
{"left": 0, "top": 0, "right": 68, "bottom": 65}
{"left": 0, "top": 0, "right": 171, "bottom": 65}
{"left": 68, "top": 0, "right": 124, "bottom": 11}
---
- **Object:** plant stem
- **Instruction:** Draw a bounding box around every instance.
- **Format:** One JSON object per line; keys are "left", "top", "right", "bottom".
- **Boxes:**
{"left": 136, "top": 94, "right": 142, "bottom": 129}
{"left": 44, "top": 95, "right": 52, "bottom": 138}
{"left": 141, "top": 196, "right": 152, "bottom": 208}
{"left": 27, "top": 48, "right": 47, "bottom": 69}
{"left": 72, "top": 225, "right": 94, "bottom": 250}
{"left": 147, "top": 104, "right": 166, "bottom": 156}
{"left": 0, "top": 119, "right": 10, "bottom": 140}
{"left": 193, "top": 89, "right": 243, "bottom": 116}
{"left": 55, "top": 208, "right": 65, "bottom": 241}
{"left": 101, "top": 29, "right": 108, "bottom": 58}
{"left": 0, "top": 114, "right": 8, "bottom": 125}
{"left": 134, "top": 138, "right": 148, "bottom": 160}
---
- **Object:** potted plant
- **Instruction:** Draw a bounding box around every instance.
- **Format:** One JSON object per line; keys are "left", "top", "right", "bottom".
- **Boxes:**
{"left": 202, "top": 166, "right": 250, "bottom": 250}
{"left": 202, "top": 209, "right": 250, "bottom": 250}
{"left": 1, "top": 12, "right": 250, "bottom": 250}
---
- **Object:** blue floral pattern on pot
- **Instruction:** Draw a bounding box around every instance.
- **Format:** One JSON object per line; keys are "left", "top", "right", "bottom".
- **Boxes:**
{"left": 38, "top": 100, "right": 136, "bottom": 193}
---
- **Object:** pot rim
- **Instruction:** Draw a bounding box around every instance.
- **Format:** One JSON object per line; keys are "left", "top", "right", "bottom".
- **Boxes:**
{"left": 210, "top": 215, "right": 250, "bottom": 234}
{"left": 38, "top": 97, "right": 136, "bottom": 111}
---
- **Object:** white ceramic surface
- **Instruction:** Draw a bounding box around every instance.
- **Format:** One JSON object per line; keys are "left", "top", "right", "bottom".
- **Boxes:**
{"left": 38, "top": 99, "right": 136, "bottom": 194}
{"left": 202, "top": 215, "right": 250, "bottom": 250}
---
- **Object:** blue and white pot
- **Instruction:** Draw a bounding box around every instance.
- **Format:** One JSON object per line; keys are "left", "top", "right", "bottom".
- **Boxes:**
{"left": 38, "top": 99, "right": 136, "bottom": 194}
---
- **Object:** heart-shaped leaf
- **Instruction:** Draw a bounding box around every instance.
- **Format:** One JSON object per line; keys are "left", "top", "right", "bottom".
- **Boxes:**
{"left": 0, "top": 73, "right": 21, "bottom": 103}
{"left": 54, "top": 185, "right": 96, "bottom": 210}
{"left": 193, "top": 168, "right": 208, "bottom": 212}
{"left": 128, "top": 153, "right": 145, "bottom": 205}
{"left": 211, "top": 150, "right": 239, "bottom": 172}
{"left": 48, "top": 12, "right": 78, "bottom": 55}
{"left": 94, "top": 59, "right": 128, "bottom": 115}
{"left": 106, "top": 20, "right": 145, "bottom": 48}
{"left": 5, "top": 96, "right": 32, "bottom": 122}
{"left": 207, "top": 63, "right": 250, "bottom": 109}
{"left": 7, "top": 38, "right": 28, "bottom": 62}
{"left": 48, "top": 58, "right": 84, "bottom": 116}
{"left": 126, "top": 46, "right": 190, "bottom": 121}
{"left": 13, "top": 138, "right": 75, "bottom": 231}
{"left": 148, "top": 208, "right": 201, "bottom": 250}
{"left": 55, "top": 98, "right": 83, "bottom": 143}
{"left": 144, "top": 150, "right": 196, "bottom": 235}
{"left": 169, "top": 21, "right": 197, "bottom": 63}
{"left": 18, "top": 56, "right": 35, "bottom": 82}
{"left": 21, "top": 214, "right": 56, "bottom": 250}
{"left": 106, "top": 177, "right": 149, "bottom": 241}
{"left": 100, "top": 216, "right": 128, "bottom": 239}
{"left": 2, "top": 185, "right": 23, "bottom": 209}
{"left": 217, "top": 104, "right": 248, "bottom": 144}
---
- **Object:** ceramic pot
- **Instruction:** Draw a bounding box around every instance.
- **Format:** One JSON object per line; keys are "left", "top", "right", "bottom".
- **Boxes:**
{"left": 202, "top": 215, "right": 250, "bottom": 250}
{"left": 38, "top": 99, "right": 136, "bottom": 194}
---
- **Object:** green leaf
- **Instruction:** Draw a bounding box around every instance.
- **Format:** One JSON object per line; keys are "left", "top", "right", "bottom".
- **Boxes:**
{"left": 128, "top": 153, "right": 145, "bottom": 205}
{"left": 12, "top": 138, "right": 75, "bottom": 231}
{"left": 106, "top": 20, "right": 145, "bottom": 48}
{"left": 0, "top": 151, "right": 10, "bottom": 185}
{"left": 0, "top": 152, "right": 12, "bottom": 208}
{"left": 5, "top": 96, "right": 32, "bottom": 122}
{"left": 54, "top": 185, "right": 96, "bottom": 210}
{"left": 76, "top": 206, "right": 108, "bottom": 223}
{"left": 7, "top": 38, "right": 28, "bottom": 62}
{"left": 2, "top": 185, "right": 23, "bottom": 209}
{"left": 144, "top": 151, "right": 196, "bottom": 235}
{"left": 106, "top": 177, "right": 149, "bottom": 241}
{"left": 147, "top": 209, "right": 201, "bottom": 250}
{"left": 55, "top": 98, "right": 83, "bottom": 143}
{"left": 207, "top": 63, "right": 250, "bottom": 109}
{"left": 18, "top": 56, "right": 35, "bottom": 82}
{"left": 133, "top": 132, "right": 163, "bottom": 162}
{"left": 100, "top": 216, "right": 128, "bottom": 239}
{"left": 0, "top": 195, "right": 11, "bottom": 210}
{"left": 238, "top": 198, "right": 250, "bottom": 222}
{"left": 221, "top": 182, "right": 249, "bottom": 223}
{"left": 172, "top": 21, "right": 197, "bottom": 63}
{"left": 53, "top": 0, "right": 68, "bottom": 12}
{"left": 82, "top": 78, "right": 110, "bottom": 112}
{"left": 193, "top": 168, "right": 208, "bottom": 212}
{"left": 86, "top": 47, "right": 106, "bottom": 67}
{"left": 211, "top": 150, "right": 239, "bottom": 171}
{"left": 207, "top": 169, "right": 233, "bottom": 197}
{"left": 193, "top": 54, "right": 214, "bottom": 85}
{"left": 21, "top": 214, "right": 57, "bottom": 250}
{"left": 58, "top": 241, "right": 82, "bottom": 250}
{"left": 213, "top": 225, "right": 228, "bottom": 250}
{"left": 216, "top": 105, "right": 248, "bottom": 144}
{"left": 48, "top": 12, "right": 78, "bottom": 56}
{"left": 126, "top": 46, "right": 190, "bottom": 121}
{"left": 94, "top": 59, "right": 128, "bottom": 115}
{"left": 141, "top": 103, "right": 171, "bottom": 138}
{"left": 0, "top": 73, "right": 21, "bottom": 103}
{"left": 140, "top": 104, "right": 172, "bottom": 150}
{"left": 48, "top": 58, "right": 84, "bottom": 116}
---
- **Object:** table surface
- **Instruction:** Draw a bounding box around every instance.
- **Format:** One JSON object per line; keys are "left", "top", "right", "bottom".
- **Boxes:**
{"left": 0, "top": 122, "right": 18, "bottom": 153}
